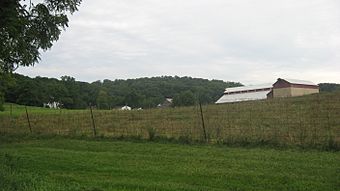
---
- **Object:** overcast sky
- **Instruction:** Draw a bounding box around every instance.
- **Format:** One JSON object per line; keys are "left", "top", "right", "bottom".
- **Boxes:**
{"left": 17, "top": 0, "right": 340, "bottom": 85}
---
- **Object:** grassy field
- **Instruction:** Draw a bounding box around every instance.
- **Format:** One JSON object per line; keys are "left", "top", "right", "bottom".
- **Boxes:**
{"left": 1, "top": 93, "right": 340, "bottom": 150}
{"left": 0, "top": 103, "right": 84, "bottom": 117}
{"left": 0, "top": 135, "right": 339, "bottom": 191}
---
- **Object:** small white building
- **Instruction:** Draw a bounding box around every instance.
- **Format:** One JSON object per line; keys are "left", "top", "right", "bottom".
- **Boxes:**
{"left": 215, "top": 84, "right": 273, "bottom": 104}
{"left": 121, "top": 105, "right": 132, "bottom": 110}
{"left": 43, "top": 101, "right": 61, "bottom": 109}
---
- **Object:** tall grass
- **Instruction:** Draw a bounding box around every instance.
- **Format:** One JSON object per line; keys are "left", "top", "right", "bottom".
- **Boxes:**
{"left": 0, "top": 93, "right": 339, "bottom": 149}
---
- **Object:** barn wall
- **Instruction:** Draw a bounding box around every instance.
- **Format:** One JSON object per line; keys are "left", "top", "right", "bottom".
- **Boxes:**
{"left": 290, "top": 87, "right": 319, "bottom": 97}
{"left": 273, "top": 87, "right": 292, "bottom": 97}
{"left": 273, "top": 87, "right": 319, "bottom": 98}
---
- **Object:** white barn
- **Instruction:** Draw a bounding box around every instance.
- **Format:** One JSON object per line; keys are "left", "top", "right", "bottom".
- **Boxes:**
{"left": 215, "top": 84, "right": 273, "bottom": 104}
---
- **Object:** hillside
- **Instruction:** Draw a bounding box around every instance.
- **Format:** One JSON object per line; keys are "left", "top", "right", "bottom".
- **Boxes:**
{"left": 2, "top": 73, "right": 339, "bottom": 111}
{"left": 2, "top": 73, "right": 242, "bottom": 109}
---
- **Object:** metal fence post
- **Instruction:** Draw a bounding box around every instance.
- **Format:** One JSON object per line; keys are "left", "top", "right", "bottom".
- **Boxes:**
{"left": 90, "top": 105, "right": 97, "bottom": 137}
{"left": 199, "top": 101, "right": 207, "bottom": 142}
{"left": 10, "top": 103, "right": 13, "bottom": 128}
{"left": 25, "top": 106, "right": 32, "bottom": 133}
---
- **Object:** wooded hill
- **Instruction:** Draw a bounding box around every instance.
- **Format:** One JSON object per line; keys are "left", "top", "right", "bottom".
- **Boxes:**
{"left": 2, "top": 74, "right": 339, "bottom": 110}
{"left": 2, "top": 73, "right": 242, "bottom": 109}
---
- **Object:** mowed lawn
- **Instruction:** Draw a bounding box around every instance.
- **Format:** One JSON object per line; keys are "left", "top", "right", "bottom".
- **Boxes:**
{"left": 0, "top": 137, "right": 339, "bottom": 191}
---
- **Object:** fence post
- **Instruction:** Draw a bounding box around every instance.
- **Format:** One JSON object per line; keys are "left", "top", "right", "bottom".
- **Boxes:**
{"left": 25, "top": 106, "right": 32, "bottom": 133}
{"left": 326, "top": 108, "right": 332, "bottom": 145}
{"left": 249, "top": 105, "right": 253, "bottom": 137}
{"left": 10, "top": 103, "right": 13, "bottom": 128}
{"left": 10, "top": 104, "right": 12, "bottom": 116}
{"left": 90, "top": 105, "right": 97, "bottom": 137}
{"left": 199, "top": 101, "right": 207, "bottom": 142}
{"left": 58, "top": 109, "right": 62, "bottom": 135}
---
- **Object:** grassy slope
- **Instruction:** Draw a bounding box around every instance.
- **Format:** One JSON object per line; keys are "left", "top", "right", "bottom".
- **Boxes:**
{"left": 0, "top": 137, "right": 339, "bottom": 191}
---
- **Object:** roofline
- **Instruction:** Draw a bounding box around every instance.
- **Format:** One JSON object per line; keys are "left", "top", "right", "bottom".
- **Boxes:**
{"left": 277, "top": 78, "right": 319, "bottom": 87}
{"left": 224, "top": 84, "right": 273, "bottom": 93}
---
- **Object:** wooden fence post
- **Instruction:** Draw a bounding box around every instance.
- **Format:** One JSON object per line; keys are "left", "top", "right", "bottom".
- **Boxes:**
{"left": 199, "top": 101, "right": 207, "bottom": 142}
{"left": 90, "top": 105, "right": 97, "bottom": 137}
{"left": 25, "top": 106, "right": 32, "bottom": 133}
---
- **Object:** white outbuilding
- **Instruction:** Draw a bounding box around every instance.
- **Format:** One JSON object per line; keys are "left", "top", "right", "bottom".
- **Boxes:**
{"left": 121, "top": 105, "right": 132, "bottom": 110}
{"left": 215, "top": 84, "right": 273, "bottom": 104}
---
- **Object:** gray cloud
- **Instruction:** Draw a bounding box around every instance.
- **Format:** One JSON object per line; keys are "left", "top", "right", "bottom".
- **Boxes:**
{"left": 17, "top": 0, "right": 340, "bottom": 84}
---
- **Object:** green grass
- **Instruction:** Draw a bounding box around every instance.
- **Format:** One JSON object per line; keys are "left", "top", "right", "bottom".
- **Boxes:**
{"left": 0, "top": 136, "right": 339, "bottom": 191}
{"left": 0, "top": 103, "right": 84, "bottom": 117}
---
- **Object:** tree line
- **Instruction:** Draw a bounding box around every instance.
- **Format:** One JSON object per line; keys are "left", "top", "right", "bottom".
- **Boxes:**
{"left": 1, "top": 73, "right": 242, "bottom": 110}
{"left": 1, "top": 73, "right": 339, "bottom": 111}
{"left": 319, "top": 83, "right": 340, "bottom": 93}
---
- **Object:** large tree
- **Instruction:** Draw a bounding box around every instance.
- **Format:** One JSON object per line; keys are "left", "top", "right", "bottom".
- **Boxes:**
{"left": 0, "top": 0, "right": 81, "bottom": 73}
{"left": 173, "top": 90, "right": 196, "bottom": 107}
{"left": 0, "top": 0, "right": 81, "bottom": 110}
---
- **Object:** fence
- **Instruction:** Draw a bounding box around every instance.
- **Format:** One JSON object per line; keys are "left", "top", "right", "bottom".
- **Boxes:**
{"left": 0, "top": 94, "right": 340, "bottom": 149}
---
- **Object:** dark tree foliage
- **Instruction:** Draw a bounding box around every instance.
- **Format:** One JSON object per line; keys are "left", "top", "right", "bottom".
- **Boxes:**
{"left": 0, "top": 0, "right": 81, "bottom": 110}
{"left": 5, "top": 74, "right": 338, "bottom": 110}
{"left": 0, "top": 73, "right": 14, "bottom": 111}
{"left": 0, "top": 0, "right": 81, "bottom": 73}
{"left": 4, "top": 74, "right": 242, "bottom": 109}
{"left": 319, "top": 83, "right": 340, "bottom": 93}
{"left": 173, "top": 90, "right": 196, "bottom": 107}
{"left": 0, "top": 92, "right": 4, "bottom": 111}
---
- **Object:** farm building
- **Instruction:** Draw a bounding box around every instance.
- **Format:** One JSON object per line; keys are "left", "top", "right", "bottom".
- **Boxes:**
{"left": 215, "top": 84, "right": 272, "bottom": 104}
{"left": 157, "top": 98, "right": 173, "bottom": 108}
{"left": 267, "top": 78, "right": 319, "bottom": 98}
{"left": 121, "top": 105, "right": 132, "bottom": 110}
{"left": 216, "top": 78, "right": 319, "bottom": 104}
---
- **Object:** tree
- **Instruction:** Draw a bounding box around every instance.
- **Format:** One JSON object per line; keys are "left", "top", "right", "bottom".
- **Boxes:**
{"left": 0, "top": 73, "right": 14, "bottom": 111}
{"left": 0, "top": 0, "right": 81, "bottom": 109}
{"left": 173, "top": 91, "right": 196, "bottom": 107}
{"left": 319, "top": 83, "right": 340, "bottom": 92}
{"left": 0, "top": 0, "right": 82, "bottom": 73}
{"left": 124, "top": 90, "right": 145, "bottom": 108}
{"left": 0, "top": 92, "right": 4, "bottom": 111}
{"left": 96, "top": 89, "right": 110, "bottom": 109}
{"left": 3, "top": 73, "right": 243, "bottom": 110}
{"left": 16, "top": 80, "right": 42, "bottom": 106}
